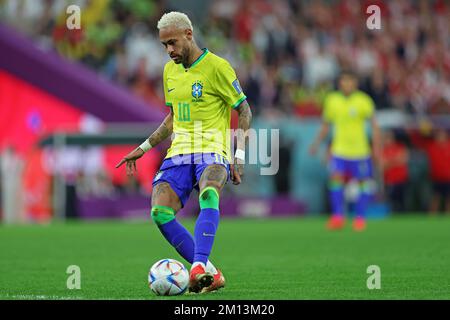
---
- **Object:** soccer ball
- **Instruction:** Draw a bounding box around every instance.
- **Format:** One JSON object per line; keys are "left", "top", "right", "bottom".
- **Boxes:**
{"left": 148, "top": 259, "right": 189, "bottom": 296}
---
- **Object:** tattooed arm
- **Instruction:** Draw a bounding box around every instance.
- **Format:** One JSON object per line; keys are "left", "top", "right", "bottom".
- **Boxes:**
{"left": 231, "top": 100, "right": 253, "bottom": 185}
{"left": 116, "top": 108, "right": 174, "bottom": 175}
{"left": 148, "top": 107, "right": 173, "bottom": 147}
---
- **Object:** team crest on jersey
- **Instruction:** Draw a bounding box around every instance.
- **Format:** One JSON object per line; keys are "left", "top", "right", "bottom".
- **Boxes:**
{"left": 192, "top": 80, "right": 203, "bottom": 100}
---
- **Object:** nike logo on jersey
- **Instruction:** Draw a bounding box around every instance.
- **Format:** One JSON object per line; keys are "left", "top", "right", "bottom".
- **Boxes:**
{"left": 168, "top": 88, "right": 175, "bottom": 92}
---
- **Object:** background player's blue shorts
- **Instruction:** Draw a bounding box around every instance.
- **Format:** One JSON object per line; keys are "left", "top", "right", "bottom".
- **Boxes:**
{"left": 328, "top": 155, "right": 373, "bottom": 179}
{"left": 152, "top": 153, "right": 230, "bottom": 207}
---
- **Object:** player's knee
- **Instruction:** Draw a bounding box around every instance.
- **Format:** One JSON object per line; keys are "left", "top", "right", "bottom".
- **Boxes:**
{"left": 203, "top": 180, "right": 223, "bottom": 191}
{"left": 151, "top": 183, "right": 181, "bottom": 211}
{"left": 329, "top": 175, "right": 344, "bottom": 190}
{"left": 151, "top": 205, "right": 175, "bottom": 226}
{"left": 199, "top": 186, "right": 220, "bottom": 210}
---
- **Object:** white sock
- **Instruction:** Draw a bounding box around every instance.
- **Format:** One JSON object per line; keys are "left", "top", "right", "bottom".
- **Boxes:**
{"left": 191, "top": 261, "right": 218, "bottom": 274}
{"left": 191, "top": 262, "right": 206, "bottom": 271}
{"left": 206, "top": 260, "right": 218, "bottom": 275}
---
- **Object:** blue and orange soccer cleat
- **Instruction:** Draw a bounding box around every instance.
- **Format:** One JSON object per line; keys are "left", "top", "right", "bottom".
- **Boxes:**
{"left": 188, "top": 264, "right": 214, "bottom": 293}
{"left": 326, "top": 215, "right": 345, "bottom": 230}
{"left": 202, "top": 269, "right": 225, "bottom": 293}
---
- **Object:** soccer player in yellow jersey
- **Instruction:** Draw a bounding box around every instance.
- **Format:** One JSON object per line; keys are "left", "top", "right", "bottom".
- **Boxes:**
{"left": 310, "top": 71, "right": 381, "bottom": 231}
{"left": 116, "top": 12, "right": 252, "bottom": 293}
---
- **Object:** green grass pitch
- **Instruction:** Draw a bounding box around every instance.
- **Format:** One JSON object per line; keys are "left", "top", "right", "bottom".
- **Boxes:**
{"left": 1, "top": 215, "right": 450, "bottom": 300}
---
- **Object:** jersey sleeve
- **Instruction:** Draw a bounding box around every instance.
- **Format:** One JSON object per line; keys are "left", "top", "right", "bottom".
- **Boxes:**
{"left": 214, "top": 61, "right": 247, "bottom": 109}
{"left": 322, "top": 94, "right": 335, "bottom": 123}
{"left": 163, "top": 64, "right": 172, "bottom": 107}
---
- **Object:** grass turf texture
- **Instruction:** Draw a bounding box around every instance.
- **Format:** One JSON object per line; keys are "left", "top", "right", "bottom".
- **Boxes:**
{"left": 1, "top": 215, "right": 450, "bottom": 300}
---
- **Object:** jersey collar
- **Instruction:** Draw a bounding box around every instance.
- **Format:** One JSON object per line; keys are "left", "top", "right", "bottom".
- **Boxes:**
{"left": 340, "top": 91, "right": 357, "bottom": 99}
{"left": 183, "top": 48, "right": 209, "bottom": 70}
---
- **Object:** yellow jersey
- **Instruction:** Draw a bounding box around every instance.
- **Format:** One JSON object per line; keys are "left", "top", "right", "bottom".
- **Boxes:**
{"left": 323, "top": 90, "right": 375, "bottom": 159}
{"left": 163, "top": 48, "right": 247, "bottom": 162}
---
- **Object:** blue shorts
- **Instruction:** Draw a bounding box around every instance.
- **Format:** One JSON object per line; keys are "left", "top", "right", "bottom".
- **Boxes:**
{"left": 152, "top": 153, "right": 230, "bottom": 207}
{"left": 329, "top": 155, "right": 373, "bottom": 180}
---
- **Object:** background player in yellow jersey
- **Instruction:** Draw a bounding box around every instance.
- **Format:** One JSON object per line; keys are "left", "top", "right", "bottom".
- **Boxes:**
{"left": 310, "top": 70, "right": 381, "bottom": 231}
{"left": 116, "top": 12, "right": 252, "bottom": 293}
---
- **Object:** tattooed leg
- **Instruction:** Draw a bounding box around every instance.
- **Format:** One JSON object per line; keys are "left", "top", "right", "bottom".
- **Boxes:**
{"left": 151, "top": 182, "right": 181, "bottom": 212}
{"left": 199, "top": 164, "right": 228, "bottom": 193}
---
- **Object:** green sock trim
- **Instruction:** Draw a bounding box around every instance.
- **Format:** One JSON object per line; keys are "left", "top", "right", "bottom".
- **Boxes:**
{"left": 151, "top": 205, "right": 175, "bottom": 226}
{"left": 329, "top": 180, "right": 343, "bottom": 190}
{"left": 199, "top": 187, "right": 220, "bottom": 210}
{"left": 360, "top": 180, "right": 372, "bottom": 193}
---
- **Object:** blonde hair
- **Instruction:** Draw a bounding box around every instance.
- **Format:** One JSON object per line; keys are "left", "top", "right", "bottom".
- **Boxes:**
{"left": 157, "top": 11, "right": 193, "bottom": 31}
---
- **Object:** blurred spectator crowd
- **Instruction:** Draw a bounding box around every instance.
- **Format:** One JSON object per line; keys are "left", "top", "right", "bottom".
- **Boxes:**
{"left": 1, "top": 0, "right": 450, "bottom": 117}
{"left": 380, "top": 128, "right": 450, "bottom": 213}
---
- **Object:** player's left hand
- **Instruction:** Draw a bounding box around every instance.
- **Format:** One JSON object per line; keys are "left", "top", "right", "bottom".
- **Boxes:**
{"left": 231, "top": 158, "right": 244, "bottom": 185}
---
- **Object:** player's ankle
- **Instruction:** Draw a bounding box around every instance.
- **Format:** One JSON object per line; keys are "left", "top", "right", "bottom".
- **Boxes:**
{"left": 206, "top": 260, "right": 218, "bottom": 275}
{"left": 191, "top": 262, "right": 206, "bottom": 271}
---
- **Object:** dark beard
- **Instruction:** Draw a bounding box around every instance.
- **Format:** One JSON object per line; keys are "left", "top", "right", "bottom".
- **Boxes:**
{"left": 181, "top": 47, "right": 192, "bottom": 67}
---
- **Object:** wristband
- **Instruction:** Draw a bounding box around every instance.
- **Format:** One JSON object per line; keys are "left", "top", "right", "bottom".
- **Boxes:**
{"left": 235, "top": 149, "right": 245, "bottom": 161}
{"left": 139, "top": 139, "right": 152, "bottom": 153}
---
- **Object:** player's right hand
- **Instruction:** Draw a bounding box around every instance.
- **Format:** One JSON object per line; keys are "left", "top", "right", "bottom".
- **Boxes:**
{"left": 115, "top": 147, "right": 145, "bottom": 176}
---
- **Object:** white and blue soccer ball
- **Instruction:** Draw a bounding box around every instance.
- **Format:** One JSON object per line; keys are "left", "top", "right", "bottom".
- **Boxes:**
{"left": 148, "top": 259, "right": 189, "bottom": 296}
